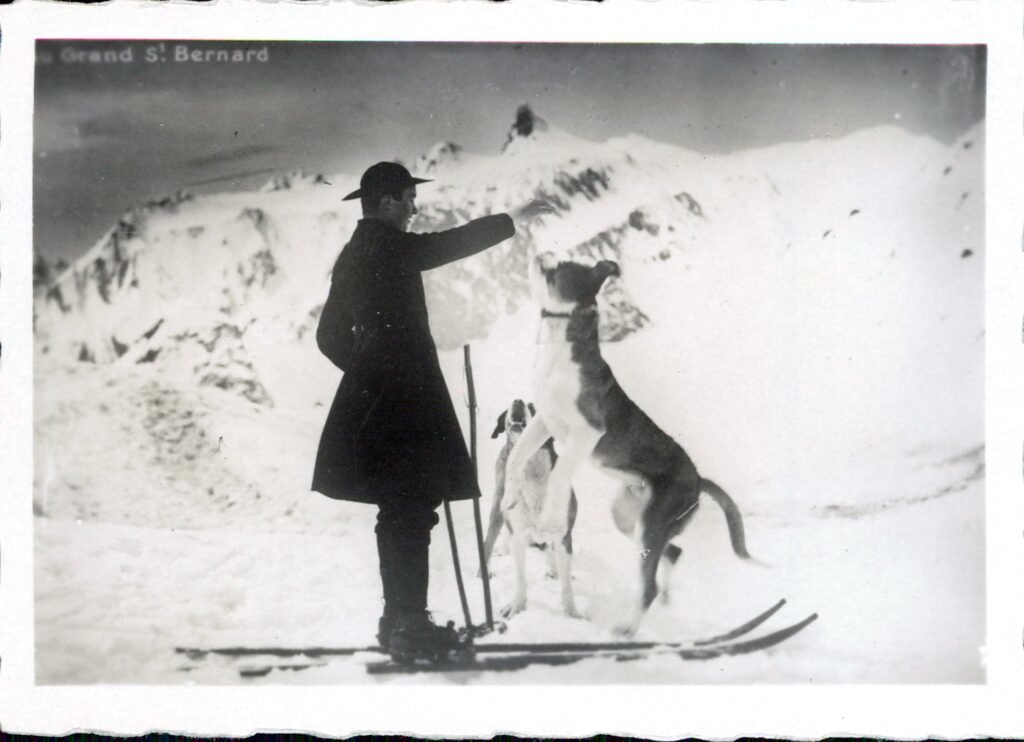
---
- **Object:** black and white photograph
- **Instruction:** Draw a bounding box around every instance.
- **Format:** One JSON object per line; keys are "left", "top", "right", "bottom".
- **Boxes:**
{"left": 2, "top": 0, "right": 1021, "bottom": 736}
{"left": 28, "top": 36, "right": 986, "bottom": 685}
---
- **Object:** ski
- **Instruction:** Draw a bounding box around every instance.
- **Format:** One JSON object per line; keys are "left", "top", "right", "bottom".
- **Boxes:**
{"left": 473, "top": 597, "right": 789, "bottom": 654}
{"left": 174, "top": 597, "right": 788, "bottom": 665}
{"left": 364, "top": 612, "right": 818, "bottom": 675}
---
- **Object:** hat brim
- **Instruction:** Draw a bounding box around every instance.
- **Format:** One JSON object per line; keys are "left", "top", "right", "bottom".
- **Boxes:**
{"left": 342, "top": 176, "right": 432, "bottom": 201}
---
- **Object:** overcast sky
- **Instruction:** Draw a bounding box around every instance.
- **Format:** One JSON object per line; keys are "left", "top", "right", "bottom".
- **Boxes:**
{"left": 34, "top": 41, "right": 985, "bottom": 264}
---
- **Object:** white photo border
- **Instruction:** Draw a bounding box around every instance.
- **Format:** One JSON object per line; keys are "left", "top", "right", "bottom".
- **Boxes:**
{"left": 2, "top": 0, "right": 1022, "bottom": 736}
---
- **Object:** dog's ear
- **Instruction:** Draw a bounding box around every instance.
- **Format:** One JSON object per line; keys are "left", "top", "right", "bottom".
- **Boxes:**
{"left": 594, "top": 260, "right": 621, "bottom": 281}
{"left": 528, "top": 403, "right": 536, "bottom": 417}
{"left": 491, "top": 410, "right": 507, "bottom": 439}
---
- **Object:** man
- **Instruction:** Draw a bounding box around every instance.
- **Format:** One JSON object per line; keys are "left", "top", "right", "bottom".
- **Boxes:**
{"left": 312, "top": 161, "right": 548, "bottom": 658}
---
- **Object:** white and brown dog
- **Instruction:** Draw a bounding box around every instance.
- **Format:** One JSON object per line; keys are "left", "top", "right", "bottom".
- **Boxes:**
{"left": 484, "top": 399, "right": 580, "bottom": 618}
{"left": 505, "top": 254, "right": 751, "bottom": 635}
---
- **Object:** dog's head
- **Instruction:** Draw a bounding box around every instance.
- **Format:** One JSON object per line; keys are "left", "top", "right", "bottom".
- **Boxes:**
{"left": 492, "top": 399, "right": 536, "bottom": 444}
{"left": 530, "top": 252, "right": 620, "bottom": 313}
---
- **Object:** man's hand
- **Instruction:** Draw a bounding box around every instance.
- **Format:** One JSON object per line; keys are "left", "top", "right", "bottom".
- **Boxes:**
{"left": 510, "top": 198, "right": 557, "bottom": 227}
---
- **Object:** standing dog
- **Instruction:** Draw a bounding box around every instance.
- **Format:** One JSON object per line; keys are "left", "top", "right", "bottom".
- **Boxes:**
{"left": 505, "top": 254, "right": 751, "bottom": 635}
{"left": 485, "top": 399, "right": 580, "bottom": 618}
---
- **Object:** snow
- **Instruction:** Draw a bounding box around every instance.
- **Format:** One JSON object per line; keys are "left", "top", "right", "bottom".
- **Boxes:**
{"left": 33, "top": 118, "right": 984, "bottom": 684}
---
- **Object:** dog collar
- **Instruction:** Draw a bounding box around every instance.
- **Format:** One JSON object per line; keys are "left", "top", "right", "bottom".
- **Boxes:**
{"left": 540, "top": 309, "right": 574, "bottom": 319}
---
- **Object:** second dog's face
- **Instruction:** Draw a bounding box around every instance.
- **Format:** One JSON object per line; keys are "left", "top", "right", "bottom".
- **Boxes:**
{"left": 492, "top": 399, "right": 535, "bottom": 444}
{"left": 532, "top": 253, "right": 620, "bottom": 312}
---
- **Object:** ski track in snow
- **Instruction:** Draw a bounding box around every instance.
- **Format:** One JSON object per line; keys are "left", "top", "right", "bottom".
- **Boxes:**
{"left": 32, "top": 120, "right": 985, "bottom": 684}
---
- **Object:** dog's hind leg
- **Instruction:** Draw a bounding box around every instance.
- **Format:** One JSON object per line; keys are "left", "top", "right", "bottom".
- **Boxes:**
{"left": 657, "top": 544, "right": 683, "bottom": 605}
{"left": 482, "top": 506, "right": 505, "bottom": 574}
{"left": 553, "top": 490, "right": 582, "bottom": 618}
{"left": 500, "top": 525, "right": 529, "bottom": 619}
{"left": 544, "top": 545, "right": 557, "bottom": 579}
{"left": 553, "top": 541, "right": 582, "bottom": 618}
{"left": 615, "top": 538, "right": 667, "bottom": 636}
{"left": 616, "top": 485, "right": 698, "bottom": 636}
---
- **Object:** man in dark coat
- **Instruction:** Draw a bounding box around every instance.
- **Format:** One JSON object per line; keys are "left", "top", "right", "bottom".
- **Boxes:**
{"left": 312, "top": 161, "right": 546, "bottom": 655}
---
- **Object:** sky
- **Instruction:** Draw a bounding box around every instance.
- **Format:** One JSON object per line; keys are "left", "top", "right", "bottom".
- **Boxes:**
{"left": 33, "top": 41, "right": 985, "bottom": 264}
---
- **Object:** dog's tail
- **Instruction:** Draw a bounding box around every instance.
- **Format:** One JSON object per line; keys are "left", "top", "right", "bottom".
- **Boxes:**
{"left": 700, "top": 478, "right": 752, "bottom": 560}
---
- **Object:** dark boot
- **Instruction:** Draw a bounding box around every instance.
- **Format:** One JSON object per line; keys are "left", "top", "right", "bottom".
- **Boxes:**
{"left": 388, "top": 611, "right": 460, "bottom": 658}
{"left": 385, "top": 536, "right": 461, "bottom": 659}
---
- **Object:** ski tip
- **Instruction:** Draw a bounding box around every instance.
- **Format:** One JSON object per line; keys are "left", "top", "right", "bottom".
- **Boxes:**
{"left": 788, "top": 612, "right": 819, "bottom": 633}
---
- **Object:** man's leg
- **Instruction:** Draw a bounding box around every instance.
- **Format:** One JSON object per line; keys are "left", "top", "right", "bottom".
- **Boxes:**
{"left": 374, "top": 520, "right": 401, "bottom": 646}
{"left": 375, "top": 491, "right": 448, "bottom": 651}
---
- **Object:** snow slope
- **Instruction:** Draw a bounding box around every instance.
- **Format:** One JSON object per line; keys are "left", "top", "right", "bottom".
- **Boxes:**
{"left": 33, "top": 110, "right": 984, "bottom": 684}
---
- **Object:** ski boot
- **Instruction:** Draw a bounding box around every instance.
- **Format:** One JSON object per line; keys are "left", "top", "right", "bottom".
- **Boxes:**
{"left": 387, "top": 612, "right": 474, "bottom": 666}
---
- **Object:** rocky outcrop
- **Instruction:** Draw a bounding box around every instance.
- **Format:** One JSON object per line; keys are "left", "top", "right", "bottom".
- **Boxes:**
{"left": 502, "top": 104, "right": 549, "bottom": 151}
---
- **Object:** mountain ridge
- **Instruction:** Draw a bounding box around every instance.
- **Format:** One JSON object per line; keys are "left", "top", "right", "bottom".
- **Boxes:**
{"left": 33, "top": 111, "right": 983, "bottom": 412}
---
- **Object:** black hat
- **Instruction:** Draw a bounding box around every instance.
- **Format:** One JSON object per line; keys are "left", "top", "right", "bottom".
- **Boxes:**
{"left": 342, "top": 161, "right": 431, "bottom": 202}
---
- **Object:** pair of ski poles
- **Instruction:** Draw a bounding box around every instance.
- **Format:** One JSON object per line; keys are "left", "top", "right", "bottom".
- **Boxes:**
{"left": 441, "top": 344, "right": 495, "bottom": 635}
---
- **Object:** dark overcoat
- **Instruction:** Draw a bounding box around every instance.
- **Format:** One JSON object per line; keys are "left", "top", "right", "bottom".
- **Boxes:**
{"left": 311, "top": 214, "right": 516, "bottom": 505}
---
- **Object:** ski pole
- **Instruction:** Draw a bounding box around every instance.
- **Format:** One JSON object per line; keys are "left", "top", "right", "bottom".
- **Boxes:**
{"left": 443, "top": 499, "right": 473, "bottom": 630}
{"left": 464, "top": 344, "right": 494, "bottom": 629}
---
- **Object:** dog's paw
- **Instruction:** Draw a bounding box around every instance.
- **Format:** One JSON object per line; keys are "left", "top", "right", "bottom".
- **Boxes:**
{"left": 500, "top": 600, "right": 526, "bottom": 619}
{"left": 612, "top": 622, "right": 637, "bottom": 638}
{"left": 563, "top": 603, "right": 587, "bottom": 620}
{"left": 612, "top": 613, "right": 641, "bottom": 637}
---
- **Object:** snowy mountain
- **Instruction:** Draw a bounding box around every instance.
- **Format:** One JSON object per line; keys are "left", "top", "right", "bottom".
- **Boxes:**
{"left": 35, "top": 108, "right": 981, "bottom": 409}
{"left": 35, "top": 104, "right": 691, "bottom": 400}
{"left": 413, "top": 141, "right": 464, "bottom": 176}
{"left": 259, "top": 169, "right": 329, "bottom": 192}
{"left": 33, "top": 109, "right": 985, "bottom": 684}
